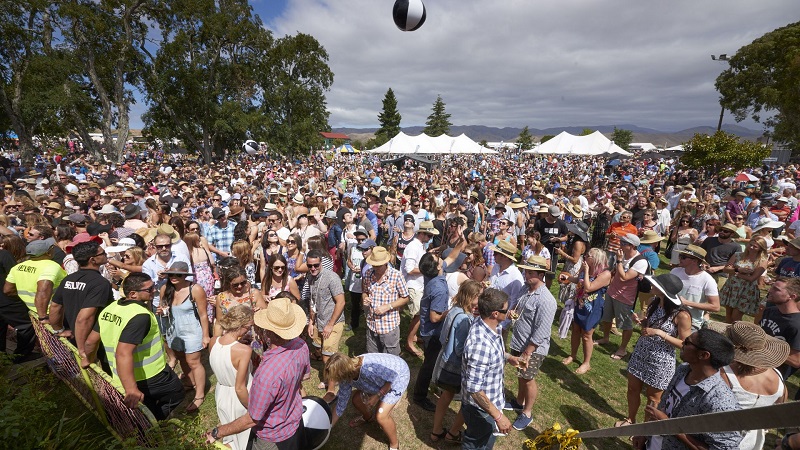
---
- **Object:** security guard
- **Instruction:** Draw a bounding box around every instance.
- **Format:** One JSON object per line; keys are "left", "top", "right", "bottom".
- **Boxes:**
{"left": 85, "top": 272, "right": 184, "bottom": 420}
{"left": 3, "top": 239, "right": 66, "bottom": 320}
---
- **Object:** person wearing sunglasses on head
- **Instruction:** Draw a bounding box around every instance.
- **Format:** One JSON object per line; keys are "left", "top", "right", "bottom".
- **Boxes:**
{"left": 84, "top": 272, "right": 186, "bottom": 420}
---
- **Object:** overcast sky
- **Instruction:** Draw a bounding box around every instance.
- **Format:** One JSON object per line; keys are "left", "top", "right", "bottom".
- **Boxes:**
{"left": 132, "top": 1, "right": 797, "bottom": 133}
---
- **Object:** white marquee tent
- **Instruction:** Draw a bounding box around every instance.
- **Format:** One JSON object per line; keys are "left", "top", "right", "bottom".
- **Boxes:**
{"left": 522, "top": 131, "right": 632, "bottom": 156}
{"left": 368, "top": 132, "right": 497, "bottom": 154}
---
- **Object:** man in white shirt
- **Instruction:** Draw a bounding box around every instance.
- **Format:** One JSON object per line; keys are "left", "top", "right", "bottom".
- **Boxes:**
{"left": 488, "top": 240, "right": 525, "bottom": 341}
{"left": 400, "top": 220, "right": 437, "bottom": 358}
{"left": 670, "top": 245, "right": 720, "bottom": 330}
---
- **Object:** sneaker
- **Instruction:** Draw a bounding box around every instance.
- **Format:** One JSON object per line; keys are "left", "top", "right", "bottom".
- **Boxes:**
{"left": 512, "top": 413, "right": 533, "bottom": 430}
{"left": 503, "top": 399, "right": 523, "bottom": 411}
{"left": 413, "top": 397, "right": 437, "bottom": 411}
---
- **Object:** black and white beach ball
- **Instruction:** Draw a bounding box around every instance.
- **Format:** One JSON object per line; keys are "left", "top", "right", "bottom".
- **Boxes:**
{"left": 243, "top": 140, "right": 258, "bottom": 155}
{"left": 392, "top": 0, "right": 426, "bottom": 32}
{"left": 302, "top": 396, "right": 332, "bottom": 450}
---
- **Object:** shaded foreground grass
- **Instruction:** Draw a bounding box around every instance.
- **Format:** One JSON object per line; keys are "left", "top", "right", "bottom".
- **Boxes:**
{"left": 26, "top": 254, "right": 800, "bottom": 448}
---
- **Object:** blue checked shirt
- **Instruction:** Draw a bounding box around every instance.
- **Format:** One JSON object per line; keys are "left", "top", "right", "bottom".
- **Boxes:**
{"left": 206, "top": 219, "right": 237, "bottom": 261}
{"left": 461, "top": 317, "right": 505, "bottom": 412}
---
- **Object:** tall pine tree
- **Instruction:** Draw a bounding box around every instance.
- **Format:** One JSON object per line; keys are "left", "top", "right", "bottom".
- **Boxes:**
{"left": 517, "top": 126, "right": 534, "bottom": 151}
{"left": 374, "top": 88, "right": 401, "bottom": 145}
{"left": 423, "top": 95, "right": 452, "bottom": 136}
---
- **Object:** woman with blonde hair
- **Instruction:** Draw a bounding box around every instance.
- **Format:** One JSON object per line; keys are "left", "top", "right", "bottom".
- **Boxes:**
{"left": 562, "top": 247, "right": 612, "bottom": 374}
{"left": 720, "top": 236, "right": 769, "bottom": 322}
{"left": 231, "top": 240, "right": 256, "bottom": 286}
{"left": 324, "top": 351, "right": 410, "bottom": 450}
{"left": 430, "top": 280, "right": 483, "bottom": 444}
{"left": 208, "top": 304, "right": 254, "bottom": 450}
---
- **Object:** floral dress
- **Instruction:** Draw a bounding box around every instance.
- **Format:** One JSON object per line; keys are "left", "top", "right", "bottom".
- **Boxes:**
{"left": 558, "top": 236, "right": 584, "bottom": 306}
{"left": 573, "top": 272, "right": 608, "bottom": 331}
{"left": 719, "top": 255, "right": 762, "bottom": 316}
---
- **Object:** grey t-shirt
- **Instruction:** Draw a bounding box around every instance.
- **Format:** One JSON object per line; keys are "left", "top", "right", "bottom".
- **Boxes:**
{"left": 305, "top": 269, "right": 344, "bottom": 329}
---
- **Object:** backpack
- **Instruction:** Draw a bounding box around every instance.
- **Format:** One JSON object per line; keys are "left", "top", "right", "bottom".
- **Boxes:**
{"left": 630, "top": 254, "right": 653, "bottom": 293}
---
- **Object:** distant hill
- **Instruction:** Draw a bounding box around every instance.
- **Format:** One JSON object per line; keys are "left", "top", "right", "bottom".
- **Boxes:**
{"left": 334, "top": 124, "right": 765, "bottom": 148}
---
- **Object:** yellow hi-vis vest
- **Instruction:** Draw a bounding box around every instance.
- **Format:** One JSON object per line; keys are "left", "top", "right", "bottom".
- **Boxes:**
{"left": 97, "top": 300, "right": 166, "bottom": 382}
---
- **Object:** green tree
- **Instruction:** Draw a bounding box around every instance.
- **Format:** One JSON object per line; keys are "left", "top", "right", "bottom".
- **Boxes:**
{"left": 142, "top": 0, "right": 272, "bottom": 162}
{"left": 540, "top": 134, "right": 555, "bottom": 143}
{"left": 259, "top": 32, "right": 333, "bottom": 155}
{"left": 716, "top": 21, "right": 800, "bottom": 148}
{"left": 517, "top": 126, "right": 534, "bottom": 151}
{"left": 478, "top": 139, "right": 488, "bottom": 147}
{"left": 681, "top": 131, "right": 770, "bottom": 174}
{"left": 580, "top": 128, "right": 594, "bottom": 136}
{"left": 374, "top": 88, "right": 401, "bottom": 147}
{"left": 423, "top": 94, "right": 451, "bottom": 136}
{"left": 610, "top": 126, "right": 633, "bottom": 150}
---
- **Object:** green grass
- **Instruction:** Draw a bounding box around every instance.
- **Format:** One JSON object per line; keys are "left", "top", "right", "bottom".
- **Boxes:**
{"left": 25, "top": 252, "right": 800, "bottom": 448}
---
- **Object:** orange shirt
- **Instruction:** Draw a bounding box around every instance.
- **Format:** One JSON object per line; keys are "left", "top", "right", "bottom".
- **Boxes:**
{"left": 606, "top": 222, "right": 638, "bottom": 252}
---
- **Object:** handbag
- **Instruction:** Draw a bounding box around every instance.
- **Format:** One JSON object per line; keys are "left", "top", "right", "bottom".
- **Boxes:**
{"left": 433, "top": 311, "right": 466, "bottom": 386}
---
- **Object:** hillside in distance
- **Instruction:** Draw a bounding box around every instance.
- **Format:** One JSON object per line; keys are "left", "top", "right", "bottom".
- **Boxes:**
{"left": 334, "top": 124, "right": 765, "bottom": 148}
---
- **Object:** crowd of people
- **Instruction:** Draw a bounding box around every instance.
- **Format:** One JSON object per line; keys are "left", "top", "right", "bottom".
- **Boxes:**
{"left": 1, "top": 145, "right": 800, "bottom": 449}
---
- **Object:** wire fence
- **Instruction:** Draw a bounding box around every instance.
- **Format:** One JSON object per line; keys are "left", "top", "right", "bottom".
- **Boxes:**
{"left": 30, "top": 313, "right": 158, "bottom": 446}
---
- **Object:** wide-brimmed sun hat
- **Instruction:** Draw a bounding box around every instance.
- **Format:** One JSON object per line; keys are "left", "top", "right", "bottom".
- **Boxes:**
{"left": 490, "top": 240, "right": 517, "bottom": 260}
{"left": 517, "top": 254, "right": 552, "bottom": 274}
{"left": 678, "top": 244, "right": 707, "bottom": 264}
{"left": 644, "top": 273, "right": 683, "bottom": 305}
{"left": 254, "top": 297, "right": 307, "bottom": 340}
{"left": 705, "top": 321, "right": 790, "bottom": 369}
{"left": 508, "top": 198, "right": 527, "bottom": 209}
{"left": 366, "top": 246, "right": 392, "bottom": 266}
{"left": 639, "top": 230, "right": 666, "bottom": 245}
{"left": 417, "top": 220, "right": 439, "bottom": 235}
{"left": 566, "top": 221, "right": 590, "bottom": 242}
{"left": 564, "top": 203, "right": 583, "bottom": 219}
{"left": 162, "top": 261, "right": 195, "bottom": 276}
{"left": 156, "top": 223, "right": 180, "bottom": 244}
{"left": 752, "top": 218, "right": 783, "bottom": 233}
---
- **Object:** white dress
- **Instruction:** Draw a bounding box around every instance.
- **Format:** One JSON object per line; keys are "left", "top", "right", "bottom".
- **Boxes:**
{"left": 209, "top": 341, "right": 253, "bottom": 450}
{"left": 722, "top": 365, "right": 784, "bottom": 450}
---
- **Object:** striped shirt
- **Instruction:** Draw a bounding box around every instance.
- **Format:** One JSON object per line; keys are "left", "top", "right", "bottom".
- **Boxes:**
{"left": 362, "top": 265, "right": 409, "bottom": 334}
{"left": 248, "top": 337, "right": 310, "bottom": 442}
{"left": 461, "top": 318, "right": 506, "bottom": 412}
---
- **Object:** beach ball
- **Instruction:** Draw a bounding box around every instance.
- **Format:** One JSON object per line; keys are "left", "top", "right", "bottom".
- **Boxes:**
{"left": 243, "top": 140, "right": 258, "bottom": 155}
{"left": 393, "top": 0, "right": 426, "bottom": 31}
{"left": 302, "top": 396, "right": 332, "bottom": 449}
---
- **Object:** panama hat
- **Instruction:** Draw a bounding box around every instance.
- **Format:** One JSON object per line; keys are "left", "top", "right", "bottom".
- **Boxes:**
{"left": 156, "top": 223, "right": 181, "bottom": 244}
{"left": 644, "top": 273, "right": 683, "bottom": 305}
{"left": 508, "top": 198, "right": 527, "bottom": 209}
{"left": 720, "top": 223, "right": 739, "bottom": 233}
{"left": 417, "top": 220, "right": 440, "bottom": 235}
{"left": 123, "top": 203, "right": 141, "bottom": 219}
{"left": 489, "top": 240, "right": 517, "bottom": 260}
{"left": 228, "top": 205, "right": 244, "bottom": 217}
{"left": 705, "top": 321, "right": 790, "bottom": 369}
{"left": 639, "top": 230, "right": 665, "bottom": 244}
{"left": 254, "top": 297, "right": 307, "bottom": 340}
{"left": 537, "top": 205, "right": 549, "bottom": 214}
{"left": 105, "top": 237, "right": 137, "bottom": 254}
{"left": 45, "top": 202, "right": 63, "bottom": 212}
{"left": 98, "top": 204, "right": 118, "bottom": 215}
{"left": 292, "top": 193, "right": 304, "bottom": 204}
{"left": 517, "top": 255, "right": 552, "bottom": 274}
{"left": 564, "top": 203, "right": 584, "bottom": 219}
{"left": 366, "top": 246, "right": 392, "bottom": 266}
{"left": 678, "top": 244, "right": 707, "bottom": 264}
{"left": 162, "top": 261, "right": 195, "bottom": 277}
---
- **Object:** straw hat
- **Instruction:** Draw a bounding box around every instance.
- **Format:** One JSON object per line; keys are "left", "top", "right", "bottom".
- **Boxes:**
{"left": 644, "top": 273, "right": 683, "bottom": 305}
{"left": 564, "top": 203, "right": 583, "bottom": 219}
{"left": 490, "top": 240, "right": 517, "bottom": 260}
{"left": 705, "top": 321, "right": 790, "bottom": 369}
{"left": 639, "top": 230, "right": 665, "bottom": 244}
{"left": 537, "top": 205, "right": 549, "bottom": 214}
{"left": 678, "top": 244, "right": 707, "bottom": 264}
{"left": 508, "top": 198, "right": 527, "bottom": 209}
{"left": 366, "top": 246, "right": 392, "bottom": 266}
{"left": 292, "top": 193, "right": 304, "bottom": 204}
{"left": 45, "top": 202, "right": 63, "bottom": 212}
{"left": 105, "top": 237, "right": 137, "bottom": 254}
{"left": 156, "top": 223, "right": 180, "bottom": 244}
{"left": 517, "top": 254, "right": 552, "bottom": 274}
{"left": 162, "top": 261, "right": 195, "bottom": 277}
{"left": 254, "top": 297, "right": 307, "bottom": 340}
{"left": 417, "top": 220, "right": 440, "bottom": 235}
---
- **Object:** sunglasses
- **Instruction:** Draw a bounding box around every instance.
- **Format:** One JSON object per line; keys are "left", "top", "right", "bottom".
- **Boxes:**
{"left": 494, "top": 308, "right": 508, "bottom": 314}
{"left": 308, "top": 263, "right": 321, "bottom": 269}
{"left": 679, "top": 254, "right": 698, "bottom": 261}
{"left": 155, "top": 244, "right": 172, "bottom": 249}
{"left": 122, "top": 254, "right": 132, "bottom": 259}
{"left": 133, "top": 286, "right": 155, "bottom": 293}
{"left": 682, "top": 337, "right": 706, "bottom": 352}
{"left": 287, "top": 240, "right": 296, "bottom": 244}
{"left": 272, "top": 265, "right": 285, "bottom": 271}
{"left": 230, "top": 280, "right": 248, "bottom": 288}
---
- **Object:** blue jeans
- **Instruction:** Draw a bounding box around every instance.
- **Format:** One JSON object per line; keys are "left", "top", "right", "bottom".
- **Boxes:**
{"left": 461, "top": 402, "right": 496, "bottom": 450}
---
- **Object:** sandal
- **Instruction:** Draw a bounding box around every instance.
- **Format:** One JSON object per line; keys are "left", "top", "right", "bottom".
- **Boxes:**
{"left": 614, "top": 418, "right": 633, "bottom": 427}
{"left": 610, "top": 351, "right": 628, "bottom": 360}
{"left": 445, "top": 431, "right": 462, "bottom": 444}
{"left": 348, "top": 415, "right": 373, "bottom": 428}
{"left": 430, "top": 429, "right": 447, "bottom": 442}
{"left": 186, "top": 397, "right": 204, "bottom": 413}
